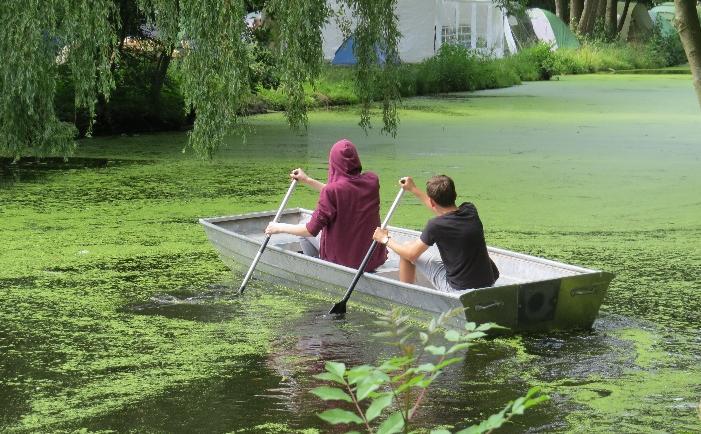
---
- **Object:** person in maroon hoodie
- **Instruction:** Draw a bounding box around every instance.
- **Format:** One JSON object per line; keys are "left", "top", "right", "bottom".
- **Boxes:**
{"left": 264, "top": 139, "right": 387, "bottom": 272}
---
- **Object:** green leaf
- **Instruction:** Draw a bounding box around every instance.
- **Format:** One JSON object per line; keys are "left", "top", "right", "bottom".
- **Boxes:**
{"left": 462, "top": 331, "right": 486, "bottom": 341}
{"left": 419, "top": 332, "right": 429, "bottom": 344}
{"left": 510, "top": 396, "right": 526, "bottom": 415}
{"left": 310, "top": 386, "right": 353, "bottom": 402}
{"left": 366, "top": 393, "right": 393, "bottom": 421}
{"left": 356, "top": 372, "right": 388, "bottom": 401}
{"left": 425, "top": 345, "right": 446, "bottom": 356}
{"left": 475, "top": 323, "right": 497, "bottom": 332}
{"left": 447, "top": 343, "right": 472, "bottom": 354}
{"left": 326, "top": 361, "right": 346, "bottom": 378}
{"left": 314, "top": 372, "right": 345, "bottom": 384}
{"left": 396, "top": 374, "right": 427, "bottom": 393}
{"left": 399, "top": 332, "right": 414, "bottom": 345}
{"left": 464, "top": 322, "right": 477, "bottom": 332}
{"left": 523, "top": 394, "right": 550, "bottom": 410}
{"left": 318, "top": 408, "right": 364, "bottom": 425}
{"left": 347, "top": 365, "right": 373, "bottom": 385}
{"left": 395, "top": 315, "right": 410, "bottom": 326}
{"left": 430, "top": 430, "right": 453, "bottom": 434}
{"left": 417, "top": 363, "right": 436, "bottom": 372}
{"left": 435, "top": 357, "right": 462, "bottom": 370}
{"left": 444, "top": 329, "right": 461, "bottom": 342}
{"left": 525, "top": 386, "right": 541, "bottom": 398}
{"left": 428, "top": 318, "right": 438, "bottom": 333}
{"left": 376, "top": 411, "right": 405, "bottom": 434}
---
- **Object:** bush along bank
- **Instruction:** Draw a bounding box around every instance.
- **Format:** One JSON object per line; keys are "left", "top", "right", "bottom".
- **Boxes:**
{"left": 57, "top": 31, "right": 687, "bottom": 136}
{"left": 256, "top": 34, "right": 686, "bottom": 110}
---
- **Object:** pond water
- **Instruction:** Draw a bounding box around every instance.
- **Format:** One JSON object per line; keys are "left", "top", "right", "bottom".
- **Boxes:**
{"left": 1, "top": 74, "right": 699, "bottom": 433}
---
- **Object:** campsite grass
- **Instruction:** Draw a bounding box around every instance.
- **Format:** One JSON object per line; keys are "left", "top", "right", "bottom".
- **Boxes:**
{"left": 1, "top": 74, "right": 700, "bottom": 432}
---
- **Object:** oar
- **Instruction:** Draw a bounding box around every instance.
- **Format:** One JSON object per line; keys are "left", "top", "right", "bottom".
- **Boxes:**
{"left": 238, "top": 175, "right": 298, "bottom": 294}
{"left": 329, "top": 180, "right": 405, "bottom": 314}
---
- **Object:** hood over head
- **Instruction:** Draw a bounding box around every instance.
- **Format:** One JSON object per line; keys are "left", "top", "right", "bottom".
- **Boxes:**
{"left": 328, "top": 139, "right": 362, "bottom": 182}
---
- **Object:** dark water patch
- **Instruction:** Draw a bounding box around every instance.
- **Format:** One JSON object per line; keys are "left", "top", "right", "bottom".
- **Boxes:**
{"left": 0, "top": 157, "right": 146, "bottom": 186}
{"left": 0, "top": 276, "right": 38, "bottom": 289}
{"left": 81, "top": 355, "right": 320, "bottom": 433}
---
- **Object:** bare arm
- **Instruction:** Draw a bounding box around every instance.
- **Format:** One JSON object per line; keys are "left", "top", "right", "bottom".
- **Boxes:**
{"left": 373, "top": 228, "right": 430, "bottom": 263}
{"left": 400, "top": 177, "right": 439, "bottom": 216}
{"left": 265, "top": 222, "right": 312, "bottom": 237}
{"left": 291, "top": 168, "right": 325, "bottom": 192}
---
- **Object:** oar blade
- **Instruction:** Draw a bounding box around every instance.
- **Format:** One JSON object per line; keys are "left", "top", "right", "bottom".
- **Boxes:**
{"left": 328, "top": 301, "right": 347, "bottom": 315}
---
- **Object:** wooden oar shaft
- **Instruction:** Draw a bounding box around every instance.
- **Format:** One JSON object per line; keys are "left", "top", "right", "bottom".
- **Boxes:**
{"left": 238, "top": 179, "right": 298, "bottom": 294}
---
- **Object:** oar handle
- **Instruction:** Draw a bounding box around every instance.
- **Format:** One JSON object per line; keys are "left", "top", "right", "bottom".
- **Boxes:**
{"left": 239, "top": 177, "right": 298, "bottom": 294}
{"left": 329, "top": 181, "right": 405, "bottom": 313}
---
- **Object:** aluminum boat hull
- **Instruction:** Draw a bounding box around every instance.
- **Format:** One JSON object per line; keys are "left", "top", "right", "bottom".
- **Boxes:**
{"left": 200, "top": 209, "right": 614, "bottom": 331}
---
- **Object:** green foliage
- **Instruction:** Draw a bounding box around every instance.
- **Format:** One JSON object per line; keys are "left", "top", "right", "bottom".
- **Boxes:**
{"left": 515, "top": 43, "right": 559, "bottom": 80}
{"left": 268, "top": 0, "right": 328, "bottom": 131}
{"left": 414, "top": 44, "right": 526, "bottom": 94}
{"left": 0, "top": 0, "right": 116, "bottom": 160}
{"left": 312, "top": 308, "right": 548, "bottom": 433}
{"left": 178, "top": 0, "right": 251, "bottom": 158}
{"left": 348, "top": 0, "right": 402, "bottom": 136}
{"left": 56, "top": 49, "right": 187, "bottom": 135}
{"left": 647, "top": 23, "right": 688, "bottom": 67}
{"left": 1, "top": 0, "right": 404, "bottom": 159}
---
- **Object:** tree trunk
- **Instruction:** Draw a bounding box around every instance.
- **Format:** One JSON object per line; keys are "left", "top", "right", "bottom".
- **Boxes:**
{"left": 617, "top": 0, "right": 632, "bottom": 34}
{"left": 605, "top": 0, "right": 617, "bottom": 37}
{"left": 675, "top": 0, "right": 701, "bottom": 108}
{"left": 578, "top": 0, "right": 598, "bottom": 34}
{"left": 556, "top": 0, "right": 569, "bottom": 24}
{"left": 595, "top": 0, "right": 607, "bottom": 26}
{"left": 150, "top": 46, "right": 174, "bottom": 108}
{"left": 570, "top": 0, "right": 584, "bottom": 31}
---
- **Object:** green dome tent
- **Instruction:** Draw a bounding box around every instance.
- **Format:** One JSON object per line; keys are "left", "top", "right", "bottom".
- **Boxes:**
{"left": 504, "top": 8, "right": 580, "bottom": 53}
{"left": 649, "top": 2, "right": 701, "bottom": 37}
{"left": 530, "top": 8, "right": 580, "bottom": 49}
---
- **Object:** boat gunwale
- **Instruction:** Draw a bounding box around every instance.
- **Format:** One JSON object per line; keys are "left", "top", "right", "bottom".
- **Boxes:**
{"left": 199, "top": 208, "right": 607, "bottom": 285}
{"left": 199, "top": 208, "right": 463, "bottom": 300}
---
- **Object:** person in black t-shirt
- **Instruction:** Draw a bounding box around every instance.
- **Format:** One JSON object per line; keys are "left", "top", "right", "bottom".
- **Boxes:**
{"left": 372, "top": 175, "right": 498, "bottom": 292}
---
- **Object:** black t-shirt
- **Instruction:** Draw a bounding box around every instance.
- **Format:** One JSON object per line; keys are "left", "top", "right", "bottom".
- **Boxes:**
{"left": 420, "top": 202, "right": 496, "bottom": 290}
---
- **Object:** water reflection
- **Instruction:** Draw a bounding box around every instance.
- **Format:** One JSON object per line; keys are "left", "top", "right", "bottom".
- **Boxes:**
{"left": 114, "top": 287, "right": 688, "bottom": 433}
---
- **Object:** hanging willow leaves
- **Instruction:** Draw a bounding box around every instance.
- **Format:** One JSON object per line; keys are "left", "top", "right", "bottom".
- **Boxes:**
{"left": 179, "top": 0, "right": 251, "bottom": 158}
{"left": 1, "top": 0, "right": 404, "bottom": 159}
{"left": 268, "top": 0, "right": 328, "bottom": 130}
{"left": 0, "top": 0, "right": 116, "bottom": 159}
{"left": 345, "top": 0, "right": 401, "bottom": 136}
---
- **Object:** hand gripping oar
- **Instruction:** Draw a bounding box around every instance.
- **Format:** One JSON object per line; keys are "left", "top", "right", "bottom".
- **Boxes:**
{"left": 238, "top": 176, "right": 298, "bottom": 294}
{"left": 329, "top": 180, "right": 405, "bottom": 314}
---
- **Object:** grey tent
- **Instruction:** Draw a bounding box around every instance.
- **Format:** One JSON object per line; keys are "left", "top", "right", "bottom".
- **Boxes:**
{"left": 617, "top": 1, "right": 654, "bottom": 42}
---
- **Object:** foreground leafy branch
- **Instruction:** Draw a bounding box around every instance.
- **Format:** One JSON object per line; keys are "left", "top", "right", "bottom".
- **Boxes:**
{"left": 311, "top": 308, "right": 549, "bottom": 433}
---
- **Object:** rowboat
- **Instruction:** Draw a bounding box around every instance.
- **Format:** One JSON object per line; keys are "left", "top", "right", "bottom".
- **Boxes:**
{"left": 199, "top": 208, "right": 614, "bottom": 332}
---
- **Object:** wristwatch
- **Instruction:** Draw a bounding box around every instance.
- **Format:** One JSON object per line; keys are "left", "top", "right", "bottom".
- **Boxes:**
{"left": 381, "top": 235, "right": 391, "bottom": 245}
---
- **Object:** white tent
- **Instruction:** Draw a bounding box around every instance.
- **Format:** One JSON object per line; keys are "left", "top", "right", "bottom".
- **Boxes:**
{"left": 322, "top": 0, "right": 508, "bottom": 64}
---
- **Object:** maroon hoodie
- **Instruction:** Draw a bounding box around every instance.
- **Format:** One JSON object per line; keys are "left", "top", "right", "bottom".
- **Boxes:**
{"left": 305, "top": 139, "right": 387, "bottom": 271}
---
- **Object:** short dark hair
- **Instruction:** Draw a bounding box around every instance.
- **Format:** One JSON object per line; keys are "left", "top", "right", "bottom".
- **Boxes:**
{"left": 426, "top": 175, "right": 457, "bottom": 207}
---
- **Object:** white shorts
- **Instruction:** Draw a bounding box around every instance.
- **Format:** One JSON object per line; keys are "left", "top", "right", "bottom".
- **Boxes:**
{"left": 415, "top": 248, "right": 473, "bottom": 293}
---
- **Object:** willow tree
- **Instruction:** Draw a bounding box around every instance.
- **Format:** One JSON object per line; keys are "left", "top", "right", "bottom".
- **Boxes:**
{"left": 0, "top": 0, "right": 401, "bottom": 159}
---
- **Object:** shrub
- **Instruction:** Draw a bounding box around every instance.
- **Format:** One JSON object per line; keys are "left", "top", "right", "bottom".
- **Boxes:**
{"left": 647, "top": 23, "right": 687, "bottom": 67}
{"left": 414, "top": 44, "right": 525, "bottom": 95}
{"left": 312, "top": 308, "right": 549, "bottom": 433}
{"left": 56, "top": 49, "right": 187, "bottom": 135}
